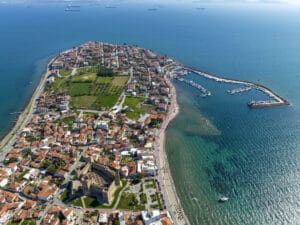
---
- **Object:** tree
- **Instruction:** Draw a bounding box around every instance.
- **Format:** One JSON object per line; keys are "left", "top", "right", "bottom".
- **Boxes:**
{"left": 137, "top": 172, "right": 144, "bottom": 181}
{"left": 97, "top": 65, "right": 114, "bottom": 77}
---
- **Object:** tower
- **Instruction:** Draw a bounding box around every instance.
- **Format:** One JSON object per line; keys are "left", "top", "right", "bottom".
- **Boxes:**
{"left": 115, "top": 166, "right": 121, "bottom": 186}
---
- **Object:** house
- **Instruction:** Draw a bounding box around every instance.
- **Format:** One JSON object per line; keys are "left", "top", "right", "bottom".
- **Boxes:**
{"left": 8, "top": 181, "right": 27, "bottom": 193}
{"left": 98, "top": 212, "right": 108, "bottom": 225}
{"left": 37, "top": 188, "right": 54, "bottom": 202}
{"left": 0, "top": 177, "right": 8, "bottom": 188}
{"left": 0, "top": 205, "right": 10, "bottom": 225}
{"left": 62, "top": 208, "right": 74, "bottom": 221}
{"left": 157, "top": 103, "right": 167, "bottom": 112}
{"left": 142, "top": 210, "right": 162, "bottom": 225}
{"left": 119, "top": 212, "right": 126, "bottom": 225}
{"left": 51, "top": 61, "right": 63, "bottom": 70}
{"left": 46, "top": 76, "right": 55, "bottom": 84}
{"left": 23, "top": 168, "right": 39, "bottom": 180}
{"left": 97, "top": 121, "right": 109, "bottom": 131}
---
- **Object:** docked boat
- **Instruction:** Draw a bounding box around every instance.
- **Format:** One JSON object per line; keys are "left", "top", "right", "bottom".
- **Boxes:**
{"left": 218, "top": 196, "right": 229, "bottom": 203}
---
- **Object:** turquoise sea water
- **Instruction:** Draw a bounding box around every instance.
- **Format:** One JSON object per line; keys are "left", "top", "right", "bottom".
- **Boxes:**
{"left": 0, "top": 2, "right": 300, "bottom": 224}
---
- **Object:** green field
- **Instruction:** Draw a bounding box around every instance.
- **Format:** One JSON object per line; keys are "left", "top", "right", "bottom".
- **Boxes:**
{"left": 124, "top": 96, "right": 146, "bottom": 120}
{"left": 95, "top": 76, "right": 114, "bottom": 84}
{"left": 70, "top": 83, "right": 91, "bottom": 96}
{"left": 7, "top": 220, "right": 36, "bottom": 225}
{"left": 77, "top": 67, "right": 98, "bottom": 74}
{"left": 117, "top": 192, "right": 146, "bottom": 211}
{"left": 69, "top": 197, "right": 84, "bottom": 207}
{"left": 59, "top": 68, "right": 72, "bottom": 77}
{"left": 70, "top": 96, "right": 97, "bottom": 109}
{"left": 72, "top": 72, "right": 97, "bottom": 82}
{"left": 112, "top": 76, "right": 128, "bottom": 86}
{"left": 47, "top": 69, "right": 128, "bottom": 109}
{"left": 83, "top": 196, "right": 100, "bottom": 208}
{"left": 21, "top": 220, "right": 36, "bottom": 225}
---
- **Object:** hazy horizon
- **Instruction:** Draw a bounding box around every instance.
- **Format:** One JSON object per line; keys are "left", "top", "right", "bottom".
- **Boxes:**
{"left": 1, "top": 0, "right": 300, "bottom": 5}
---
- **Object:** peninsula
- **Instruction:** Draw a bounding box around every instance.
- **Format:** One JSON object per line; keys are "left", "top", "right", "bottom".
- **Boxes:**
{"left": 0, "top": 42, "right": 188, "bottom": 225}
{"left": 0, "top": 41, "right": 289, "bottom": 225}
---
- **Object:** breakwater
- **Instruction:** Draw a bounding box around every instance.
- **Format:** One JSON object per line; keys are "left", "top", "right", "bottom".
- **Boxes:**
{"left": 182, "top": 66, "right": 290, "bottom": 108}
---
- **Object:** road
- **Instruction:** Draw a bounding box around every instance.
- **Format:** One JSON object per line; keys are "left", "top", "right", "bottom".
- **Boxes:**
{"left": 113, "top": 66, "right": 133, "bottom": 110}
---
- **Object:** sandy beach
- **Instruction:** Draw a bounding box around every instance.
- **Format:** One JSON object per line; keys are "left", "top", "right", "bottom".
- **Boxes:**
{"left": 155, "top": 75, "right": 190, "bottom": 225}
{"left": 0, "top": 56, "right": 56, "bottom": 154}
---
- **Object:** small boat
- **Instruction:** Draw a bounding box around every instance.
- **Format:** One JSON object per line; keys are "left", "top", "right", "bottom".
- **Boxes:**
{"left": 65, "top": 7, "right": 80, "bottom": 12}
{"left": 105, "top": 5, "right": 117, "bottom": 9}
{"left": 218, "top": 196, "right": 229, "bottom": 203}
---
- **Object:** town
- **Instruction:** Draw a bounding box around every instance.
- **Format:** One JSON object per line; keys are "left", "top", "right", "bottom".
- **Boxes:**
{"left": 0, "top": 42, "right": 182, "bottom": 225}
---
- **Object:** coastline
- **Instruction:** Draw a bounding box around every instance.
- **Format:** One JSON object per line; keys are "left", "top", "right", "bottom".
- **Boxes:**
{"left": 155, "top": 76, "right": 190, "bottom": 225}
{"left": 0, "top": 49, "right": 190, "bottom": 224}
{"left": 0, "top": 56, "right": 56, "bottom": 152}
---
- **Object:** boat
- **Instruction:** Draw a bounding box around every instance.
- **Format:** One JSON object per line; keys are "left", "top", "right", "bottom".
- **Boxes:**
{"left": 105, "top": 5, "right": 117, "bottom": 9}
{"left": 218, "top": 196, "right": 229, "bottom": 203}
{"left": 65, "top": 7, "right": 80, "bottom": 12}
{"left": 67, "top": 4, "right": 80, "bottom": 8}
{"left": 148, "top": 8, "right": 157, "bottom": 11}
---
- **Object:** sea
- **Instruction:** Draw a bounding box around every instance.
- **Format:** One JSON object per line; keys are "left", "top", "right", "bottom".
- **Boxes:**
{"left": 0, "top": 2, "right": 300, "bottom": 225}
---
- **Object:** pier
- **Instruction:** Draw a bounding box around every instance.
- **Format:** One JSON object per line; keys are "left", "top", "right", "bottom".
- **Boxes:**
{"left": 182, "top": 66, "right": 290, "bottom": 108}
{"left": 175, "top": 76, "right": 211, "bottom": 97}
{"left": 227, "top": 86, "right": 252, "bottom": 95}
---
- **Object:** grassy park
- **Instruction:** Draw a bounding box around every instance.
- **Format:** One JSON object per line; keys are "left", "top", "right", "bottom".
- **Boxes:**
{"left": 124, "top": 96, "right": 146, "bottom": 120}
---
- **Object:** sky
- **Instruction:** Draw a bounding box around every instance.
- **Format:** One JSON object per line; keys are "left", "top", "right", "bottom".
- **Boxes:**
{"left": 1, "top": 0, "right": 300, "bottom": 4}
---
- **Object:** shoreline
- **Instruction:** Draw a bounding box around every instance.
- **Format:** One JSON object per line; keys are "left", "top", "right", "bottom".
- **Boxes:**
{"left": 0, "top": 50, "right": 190, "bottom": 224}
{"left": 155, "top": 75, "right": 190, "bottom": 225}
{"left": 0, "top": 56, "right": 56, "bottom": 151}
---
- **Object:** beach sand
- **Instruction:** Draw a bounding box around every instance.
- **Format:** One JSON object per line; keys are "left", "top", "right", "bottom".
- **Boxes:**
{"left": 155, "top": 76, "right": 190, "bottom": 225}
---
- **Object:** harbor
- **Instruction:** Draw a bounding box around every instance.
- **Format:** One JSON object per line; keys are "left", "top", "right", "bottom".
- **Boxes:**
{"left": 175, "top": 76, "right": 211, "bottom": 97}
{"left": 182, "top": 66, "right": 290, "bottom": 108}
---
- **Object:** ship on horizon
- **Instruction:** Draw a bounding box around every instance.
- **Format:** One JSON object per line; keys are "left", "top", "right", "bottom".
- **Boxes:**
{"left": 105, "top": 5, "right": 117, "bottom": 9}
{"left": 148, "top": 8, "right": 158, "bottom": 11}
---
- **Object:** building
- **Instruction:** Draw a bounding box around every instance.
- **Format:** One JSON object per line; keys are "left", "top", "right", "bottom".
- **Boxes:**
{"left": 71, "top": 160, "right": 121, "bottom": 205}
{"left": 142, "top": 210, "right": 162, "bottom": 225}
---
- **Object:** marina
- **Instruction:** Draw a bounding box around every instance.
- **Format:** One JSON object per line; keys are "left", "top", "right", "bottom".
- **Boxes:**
{"left": 183, "top": 66, "right": 290, "bottom": 108}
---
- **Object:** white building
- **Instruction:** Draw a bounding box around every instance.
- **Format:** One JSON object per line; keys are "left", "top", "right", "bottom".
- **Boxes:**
{"left": 98, "top": 212, "right": 108, "bottom": 225}
{"left": 0, "top": 177, "right": 8, "bottom": 187}
{"left": 142, "top": 210, "right": 162, "bottom": 225}
{"left": 97, "top": 121, "right": 109, "bottom": 131}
